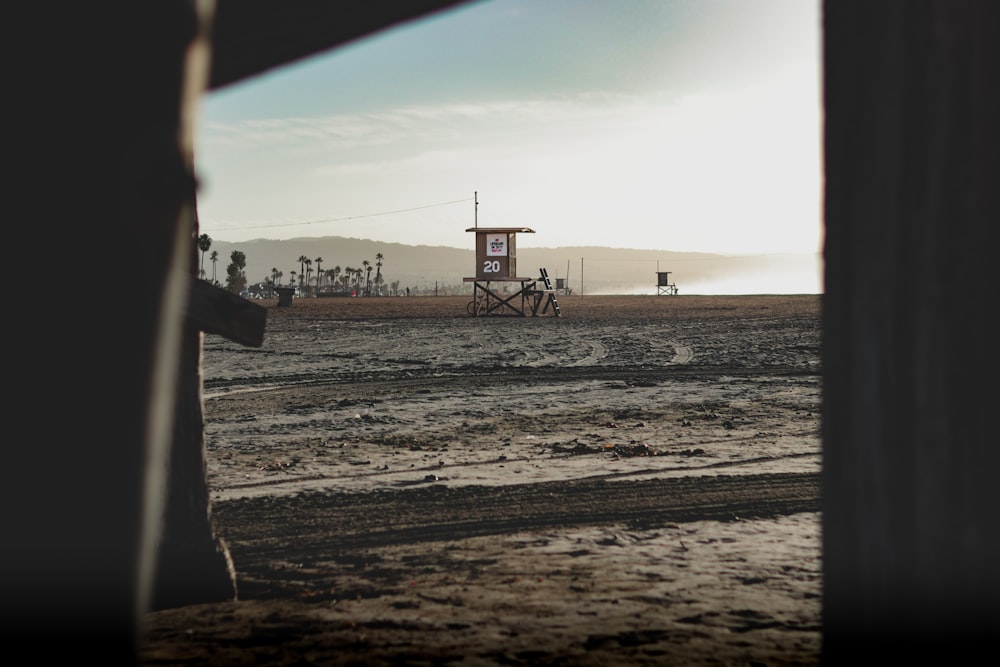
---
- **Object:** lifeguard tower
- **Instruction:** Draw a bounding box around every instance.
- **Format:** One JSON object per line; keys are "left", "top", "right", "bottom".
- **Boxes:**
{"left": 463, "top": 227, "right": 560, "bottom": 316}
{"left": 657, "top": 271, "right": 679, "bottom": 296}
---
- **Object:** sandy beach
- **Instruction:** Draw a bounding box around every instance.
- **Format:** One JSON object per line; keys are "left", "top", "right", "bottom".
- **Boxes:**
{"left": 140, "top": 294, "right": 823, "bottom": 666}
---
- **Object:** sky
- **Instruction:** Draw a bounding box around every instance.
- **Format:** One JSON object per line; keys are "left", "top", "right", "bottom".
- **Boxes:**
{"left": 195, "top": 0, "right": 822, "bottom": 264}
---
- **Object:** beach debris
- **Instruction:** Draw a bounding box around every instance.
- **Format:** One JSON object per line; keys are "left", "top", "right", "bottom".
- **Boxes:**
{"left": 258, "top": 460, "right": 294, "bottom": 471}
{"left": 677, "top": 448, "right": 707, "bottom": 457}
{"left": 551, "top": 440, "right": 598, "bottom": 456}
{"left": 605, "top": 442, "right": 659, "bottom": 458}
{"left": 393, "top": 473, "right": 448, "bottom": 487}
{"left": 597, "top": 419, "right": 648, "bottom": 429}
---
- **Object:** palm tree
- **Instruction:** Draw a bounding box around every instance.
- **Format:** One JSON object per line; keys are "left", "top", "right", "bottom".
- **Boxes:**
{"left": 198, "top": 234, "right": 212, "bottom": 280}
{"left": 314, "top": 257, "right": 323, "bottom": 291}
{"left": 271, "top": 267, "right": 279, "bottom": 287}
{"left": 374, "top": 253, "right": 383, "bottom": 296}
{"left": 224, "top": 250, "right": 246, "bottom": 294}
{"left": 210, "top": 250, "right": 219, "bottom": 285}
{"left": 304, "top": 258, "right": 313, "bottom": 295}
{"left": 362, "top": 260, "right": 371, "bottom": 296}
{"left": 298, "top": 255, "right": 308, "bottom": 290}
{"left": 290, "top": 270, "right": 297, "bottom": 290}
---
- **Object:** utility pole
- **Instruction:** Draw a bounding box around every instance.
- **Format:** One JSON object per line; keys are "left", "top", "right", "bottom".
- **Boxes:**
{"left": 474, "top": 191, "right": 478, "bottom": 228}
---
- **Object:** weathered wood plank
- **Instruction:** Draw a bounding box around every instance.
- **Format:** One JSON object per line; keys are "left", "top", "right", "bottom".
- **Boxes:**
{"left": 187, "top": 278, "right": 266, "bottom": 348}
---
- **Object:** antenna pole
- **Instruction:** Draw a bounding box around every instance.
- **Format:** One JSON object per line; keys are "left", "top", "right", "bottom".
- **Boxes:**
{"left": 474, "top": 191, "right": 478, "bottom": 228}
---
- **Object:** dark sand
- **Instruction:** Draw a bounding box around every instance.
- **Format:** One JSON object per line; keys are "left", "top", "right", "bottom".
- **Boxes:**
{"left": 141, "top": 294, "right": 823, "bottom": 666}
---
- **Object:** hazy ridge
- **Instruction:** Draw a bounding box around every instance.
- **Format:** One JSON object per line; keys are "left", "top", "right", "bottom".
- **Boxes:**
{"left": 203, "top": 236, "right": 822, "bottom": 295}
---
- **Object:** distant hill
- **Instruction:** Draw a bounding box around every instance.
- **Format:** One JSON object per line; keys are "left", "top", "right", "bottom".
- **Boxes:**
{"left": 202, "top": 235, "right": 822, "bottom": 295}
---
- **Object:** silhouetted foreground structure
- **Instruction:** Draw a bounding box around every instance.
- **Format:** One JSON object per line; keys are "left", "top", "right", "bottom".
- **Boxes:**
{"left": 5, "top": 1, "right": 997, "bottom": 664}
{"left": 822, "top": 1, "right": 998, "bottom": 661}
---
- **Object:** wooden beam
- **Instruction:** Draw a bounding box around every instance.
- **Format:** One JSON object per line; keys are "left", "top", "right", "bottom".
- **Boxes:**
{"left": 186, "top": 278, "right": 267, "bottom": 347}
{"left": 209, "top": 0, "right": 475, "bottom": 90}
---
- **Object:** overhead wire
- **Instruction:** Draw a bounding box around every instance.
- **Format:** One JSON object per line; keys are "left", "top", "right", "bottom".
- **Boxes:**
{"left": 201, "top": 197, "right": 474, "bottom": 233}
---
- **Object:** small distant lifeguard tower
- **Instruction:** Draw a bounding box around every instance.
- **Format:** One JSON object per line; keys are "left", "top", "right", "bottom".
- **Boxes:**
{"left": 463, "top": 227, "right": 560, "bottom": 316}
{"left": 657, "top": 271, "right": 679, "bottom": 296}
{"left": 554, "top": 277, "right": 572, "bottom": 296}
